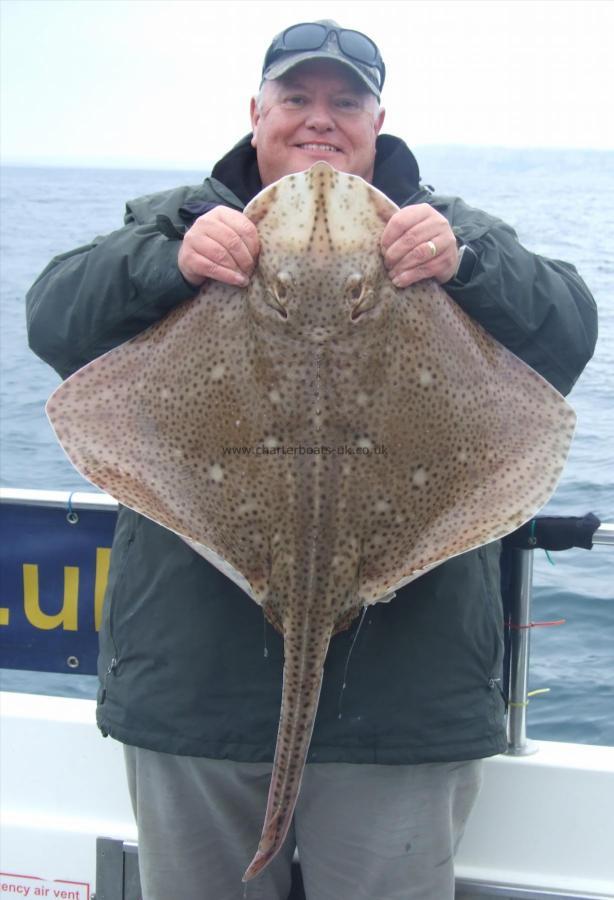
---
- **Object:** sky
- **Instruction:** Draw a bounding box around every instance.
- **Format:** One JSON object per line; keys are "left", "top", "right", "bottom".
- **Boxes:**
{"left": 1, "top": 0, "right": 613, "bottom": 169}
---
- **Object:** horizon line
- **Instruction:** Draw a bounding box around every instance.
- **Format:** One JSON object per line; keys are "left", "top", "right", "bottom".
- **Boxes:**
{"left": 2, "top": 143, "right": 613, "bottom": 173}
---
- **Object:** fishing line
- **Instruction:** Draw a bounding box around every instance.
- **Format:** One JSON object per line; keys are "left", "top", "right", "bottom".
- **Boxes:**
{"left": 529, "top": 518, "right": 555, "bottom": 565}
{"left": 262, "top": 610, "right": 269, "bottom": 659}
{"left": 337, "top": 604, "right": 369, "bottom": 719}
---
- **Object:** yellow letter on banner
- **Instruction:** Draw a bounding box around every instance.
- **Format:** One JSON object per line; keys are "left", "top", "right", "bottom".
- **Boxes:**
{"left": 23, "top": 564, "right": 79, "bottom": 630}
{"left": 95, "top": 547, "right": 111, "bottom": 631}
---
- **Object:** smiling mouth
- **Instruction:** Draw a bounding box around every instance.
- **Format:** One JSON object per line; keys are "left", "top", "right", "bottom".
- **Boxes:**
{"left": 296, "top": 143, "right": 341, "bottom": 153}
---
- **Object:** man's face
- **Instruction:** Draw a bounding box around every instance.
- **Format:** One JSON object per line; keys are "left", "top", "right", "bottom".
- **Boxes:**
{"left": 250, "top": 59, "right": 386, "bottom": 186}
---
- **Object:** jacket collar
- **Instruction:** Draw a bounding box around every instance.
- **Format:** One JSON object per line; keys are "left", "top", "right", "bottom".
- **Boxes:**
{"left": 208, "top": 132, "right": 422, "bottom": 208}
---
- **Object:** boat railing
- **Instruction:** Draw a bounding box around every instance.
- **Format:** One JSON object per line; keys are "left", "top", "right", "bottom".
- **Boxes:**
{"left": 0, "top": 487, "right": 612, "bottom": 755}
{"left": 505, "top": 518, "right": 613, "bottom": 755}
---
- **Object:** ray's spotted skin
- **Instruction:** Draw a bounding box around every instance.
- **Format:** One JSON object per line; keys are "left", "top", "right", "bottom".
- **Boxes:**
{"left": 46, "top": 162, "right": 576, "bottom": 881}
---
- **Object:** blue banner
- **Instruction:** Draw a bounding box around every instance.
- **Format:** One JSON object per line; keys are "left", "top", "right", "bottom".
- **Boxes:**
{"left": 0, "top": 499, "right": 117, "bottom": 675}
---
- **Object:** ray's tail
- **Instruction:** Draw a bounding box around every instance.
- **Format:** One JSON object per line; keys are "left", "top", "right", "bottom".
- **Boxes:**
{"left": 242, "top": 617, "right": 332, "bottom": 881}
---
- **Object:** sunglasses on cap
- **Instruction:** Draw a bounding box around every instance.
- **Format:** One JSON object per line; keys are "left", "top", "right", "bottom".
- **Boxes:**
{"left": 263, "top": 22, "right": 386, "bottom": 91}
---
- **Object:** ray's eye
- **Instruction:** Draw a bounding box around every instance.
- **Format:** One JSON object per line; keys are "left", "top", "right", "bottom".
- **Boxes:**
{"left": 265, "top": 271, "right": 292, "bottom": 319}
{"left": 346, "top": 273, "right": 376, "bottom": 321}
{"left": 275, "top": 272, "right": 291, "bottom": 301}
{"left": 347, "top": 274, "right": 365, "bottom": 302}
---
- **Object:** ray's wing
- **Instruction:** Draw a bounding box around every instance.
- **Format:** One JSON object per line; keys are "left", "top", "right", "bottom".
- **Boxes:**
{"left": 46, "top": 281, "right": 277, "bottom": 601}
{"left": 348, "top": 278, "right": 575, "bottom": 603}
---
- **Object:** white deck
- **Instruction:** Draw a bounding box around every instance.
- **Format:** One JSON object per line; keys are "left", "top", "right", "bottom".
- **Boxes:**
{"left": 1, "top": 690, "right": 613, "bottom": 898}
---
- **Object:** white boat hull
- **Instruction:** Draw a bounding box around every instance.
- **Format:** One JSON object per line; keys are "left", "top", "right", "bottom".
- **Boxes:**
{"left": 1, "top": 690, "right": 613, "bottom": 898}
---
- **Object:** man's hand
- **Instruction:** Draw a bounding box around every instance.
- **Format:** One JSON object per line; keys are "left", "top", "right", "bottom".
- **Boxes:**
{"left": 381, "top": 205, "right": 459, "bottom": 287}
{"left": 178, "top": 207, "right": 260, "bottom": 288}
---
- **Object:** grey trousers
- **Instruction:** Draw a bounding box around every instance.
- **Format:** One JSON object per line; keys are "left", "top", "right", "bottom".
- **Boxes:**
{"left": 124, "top": 746, "right": 482, "bottom": 900}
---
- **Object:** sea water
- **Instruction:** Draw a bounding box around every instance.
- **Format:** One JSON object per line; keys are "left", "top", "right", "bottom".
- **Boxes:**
{"left": 1, "top": 148, "right": 612, "bottom": 745}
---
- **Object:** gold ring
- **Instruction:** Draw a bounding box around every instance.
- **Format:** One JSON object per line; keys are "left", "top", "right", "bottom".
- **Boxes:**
{"left": 427, "top": 240, "right": 437, "bottom": 258}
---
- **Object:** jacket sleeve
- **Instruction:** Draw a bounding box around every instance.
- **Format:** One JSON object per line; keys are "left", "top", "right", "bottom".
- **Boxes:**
{"left": 432, "top": 194, "right": 598, "bottom": 396}
{"left": 26, "top": 208, "right": 199, "bottom": 380}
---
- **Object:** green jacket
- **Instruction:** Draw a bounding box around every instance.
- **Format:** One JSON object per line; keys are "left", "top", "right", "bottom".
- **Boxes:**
{"left": 26, "top": 135, "right": 597, "bottom": 763}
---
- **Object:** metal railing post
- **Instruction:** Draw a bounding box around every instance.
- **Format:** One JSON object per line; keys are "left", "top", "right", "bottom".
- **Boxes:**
{"left": 506, "top": 548, "right": 538, "bottom": 755}
{"left": 593, "top": 523, "right": 614, "bottom": 547}
{"left": 504, "top": 521, "right": 612, "bottom": 756}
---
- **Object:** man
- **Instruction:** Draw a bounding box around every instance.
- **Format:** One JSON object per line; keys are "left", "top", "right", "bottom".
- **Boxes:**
{"left": 27, "top": 21, "right": 597, "bottom": 900}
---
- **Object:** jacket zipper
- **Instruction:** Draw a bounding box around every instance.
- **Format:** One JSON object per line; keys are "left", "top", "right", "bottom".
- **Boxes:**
{"left": 100, "top": 656, "right": 118, "bottom": 705}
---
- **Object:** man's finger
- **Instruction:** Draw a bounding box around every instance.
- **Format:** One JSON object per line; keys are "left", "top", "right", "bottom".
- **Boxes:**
{"left": 192, "top": 222, "right": 257, "bottom": 274}
{"left": 209, "top": 207, "right": 260, "bottom": 258}
{"left": 182, "top": 251, "right": 249, "bottom": 287}
{"left": 386, "top": 229, "right": 454, "bottom": 276}
{"left": 391, "top": 248, "right": 458, "bottom": 287}
{"left": 179, "top": 207, "right": 261, "bottom": 286}
{"left": 383, "top": 223, "right": 450, "bottom": 269}
{"left": 391, "top": 261, "right": 438, "bottom": 287}
{"left": 380, "top": 205, "right": 433, "bottom": 250}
